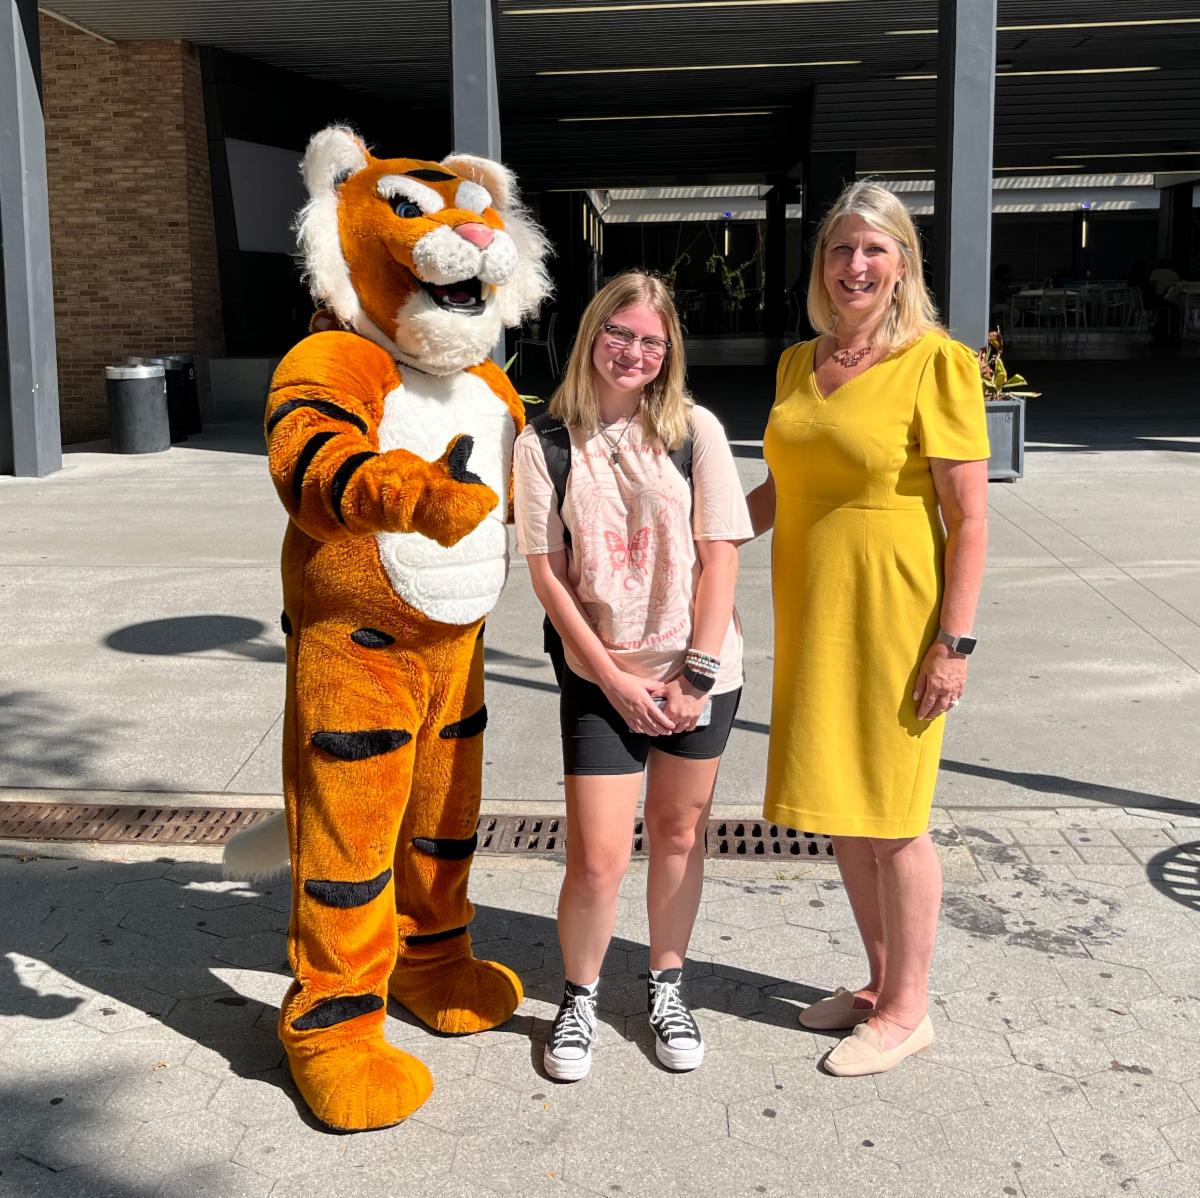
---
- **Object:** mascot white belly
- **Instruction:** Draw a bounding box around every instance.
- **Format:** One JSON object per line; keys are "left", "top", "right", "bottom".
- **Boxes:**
{"left": 376, "top": 370, "right": 514, "bottom": 624}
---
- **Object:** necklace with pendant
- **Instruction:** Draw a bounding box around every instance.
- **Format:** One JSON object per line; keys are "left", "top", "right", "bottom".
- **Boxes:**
{"left": 599, "top": 406, "right": 639, "bottom": 464}
{"left": 831, "top": 342, "right": 873, "bottom": 368}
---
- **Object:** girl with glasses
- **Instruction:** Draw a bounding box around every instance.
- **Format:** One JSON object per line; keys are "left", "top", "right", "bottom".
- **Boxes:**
{"left": 513, "top": 271, "right": 753, "bottom": 1080}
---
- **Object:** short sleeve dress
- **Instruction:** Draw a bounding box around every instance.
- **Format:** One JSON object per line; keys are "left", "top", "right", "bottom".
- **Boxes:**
{"left": 762, "top": 332, "right": 990, "bottom": 839}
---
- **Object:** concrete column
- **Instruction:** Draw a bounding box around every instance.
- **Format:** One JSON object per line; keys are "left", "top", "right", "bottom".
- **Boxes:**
{"left": 450, "top": 0, "right": 503, "bottom": 364}
{"left": 763, "top": 178, "right": 788, "bottom": 337}
{"left": 932, "top": 0, "right": 997, "bottom": 348}
{"left": 450, "top": 0, "right": 501, "bottom": 160}
{"left": 0, "top": 0, "right": 61, "bottom": 476}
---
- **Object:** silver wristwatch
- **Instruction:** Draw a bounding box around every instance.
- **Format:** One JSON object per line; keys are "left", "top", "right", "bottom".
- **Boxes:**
{"left": 936, "top": 628, "right": 977, "bottom": 655}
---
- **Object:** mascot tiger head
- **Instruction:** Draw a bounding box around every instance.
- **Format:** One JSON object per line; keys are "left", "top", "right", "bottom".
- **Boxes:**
{"left": 297, "top": 125, "right": 551, "bottom": 375}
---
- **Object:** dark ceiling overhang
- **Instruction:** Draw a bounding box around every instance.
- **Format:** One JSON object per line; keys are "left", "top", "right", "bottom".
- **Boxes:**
{"left": 42, "top": 0, "right": 1200, "bottom": 189}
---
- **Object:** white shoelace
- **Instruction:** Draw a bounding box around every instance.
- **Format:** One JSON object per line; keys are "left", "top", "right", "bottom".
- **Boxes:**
{"left": 549, "top": 990, "right": 597, "bottom": 1056}
{"left": 649, "top": 978, "right": 699, "bottom": 1044}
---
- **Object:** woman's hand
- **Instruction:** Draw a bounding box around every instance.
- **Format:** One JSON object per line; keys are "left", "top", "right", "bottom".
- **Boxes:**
{"left": 660, "top": 676, "right": 708, "bottom": 733}
{"left": 600, "top": 671, "right": 674, "bottom": 736}
{"left": 913, "top": 641, "right": 968, "bottom": 720}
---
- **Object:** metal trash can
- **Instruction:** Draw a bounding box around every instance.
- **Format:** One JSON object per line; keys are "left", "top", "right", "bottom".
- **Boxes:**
{"left": 166, "top": 352, "right": 202, "bottom": 435}
{"left": 128, "top": 356, "right": 187, "bottom": 442}
{"left": 106, "top": 364, "right": 170, "bottom": 453}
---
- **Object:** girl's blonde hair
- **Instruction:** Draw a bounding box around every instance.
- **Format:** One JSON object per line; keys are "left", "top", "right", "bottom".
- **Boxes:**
{"left": 549, "top": 270, "right": 691, "bottom": 451}
{"left": 807, "top": 180, "right": 942, "bottom": 351}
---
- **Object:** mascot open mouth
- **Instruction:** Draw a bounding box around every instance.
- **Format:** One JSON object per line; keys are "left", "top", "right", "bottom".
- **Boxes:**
{"left": 419, "top": 277, "right": 485, "bottom": 315}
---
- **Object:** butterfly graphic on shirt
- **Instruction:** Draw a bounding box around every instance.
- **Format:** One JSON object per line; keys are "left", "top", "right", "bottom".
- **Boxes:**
{"left": 604, "top": 527, "right": 650, "bottom": 589}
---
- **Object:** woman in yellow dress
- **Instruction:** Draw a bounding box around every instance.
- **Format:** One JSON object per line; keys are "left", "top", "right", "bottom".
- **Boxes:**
{"left": 747, "top": 182, "right": 990, "bottom": 1076}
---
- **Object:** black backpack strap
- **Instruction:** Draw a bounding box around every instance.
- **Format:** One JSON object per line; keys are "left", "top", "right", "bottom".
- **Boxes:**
{"left": 530, "top": 411, "right": 573, "bottom": 550}
{"left": 529, "top": 412, "right": 572, "bottom": 669}
{"left": 668, "top": 423, "right": 694, "bottom": 494}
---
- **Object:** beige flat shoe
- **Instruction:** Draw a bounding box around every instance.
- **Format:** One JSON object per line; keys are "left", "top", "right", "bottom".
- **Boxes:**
{"left": 822, "top": 1014, "right": 934, "bottom": 1076}
{"left": 798, "top": 987, "right": 875, "bottom": 1030}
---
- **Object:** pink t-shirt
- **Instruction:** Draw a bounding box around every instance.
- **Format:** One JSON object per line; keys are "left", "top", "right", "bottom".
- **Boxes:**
{"left": 513, "top": 403, "right": 754, "bottom": 695}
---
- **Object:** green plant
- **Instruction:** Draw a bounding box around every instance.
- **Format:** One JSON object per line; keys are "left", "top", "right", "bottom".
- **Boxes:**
{"left": 503, "top": 353, "right": 545, "bottom": 405}
{"left": 978, "top": 329, "right": 1040, "bottom": 400}
{"left": 705, "top": 251, "right": 757, "bottom": 304}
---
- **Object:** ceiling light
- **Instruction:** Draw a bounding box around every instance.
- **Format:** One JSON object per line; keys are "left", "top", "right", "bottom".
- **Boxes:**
{"left": 539, "top": 59, "right": 859, "bottom": 76}
{"left": 897, "top": 66, "right": 1161, "bottom": 80}
{"left": 558, "top": 110, "right": 773, "bottom": 122}
{"left": 1054, "top": 150, "right": 1200, "bottom": 160}
{"left": 507, "top": 1, "right": 862, "bottom": 15}
{"left": 888, "top": 18, "right": 1200, "bottom": 35}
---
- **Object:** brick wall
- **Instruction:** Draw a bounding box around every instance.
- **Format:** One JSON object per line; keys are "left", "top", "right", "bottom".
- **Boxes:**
{"left": 40, "top": 17, "right": 224, "bottom": 444}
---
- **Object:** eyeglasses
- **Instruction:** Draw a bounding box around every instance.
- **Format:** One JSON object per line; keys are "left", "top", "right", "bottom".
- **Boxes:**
{"left": 601, "top": 322, "right": 671, "bottom": 361}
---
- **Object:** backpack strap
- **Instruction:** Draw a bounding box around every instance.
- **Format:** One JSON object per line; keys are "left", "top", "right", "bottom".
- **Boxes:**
{"left": 669, "top": 424, "right": 694, "bottom": 496}
{"left": 530, "top": 411, "right": 573, "bottom": 549}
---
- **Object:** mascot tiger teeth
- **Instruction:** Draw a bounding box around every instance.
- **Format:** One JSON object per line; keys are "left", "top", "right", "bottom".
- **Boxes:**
{"left": 222, "top": 125, "right": 550, "bottom": 1131}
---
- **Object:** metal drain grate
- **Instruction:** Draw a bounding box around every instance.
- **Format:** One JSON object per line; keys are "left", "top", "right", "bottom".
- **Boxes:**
{"left": 0, "top": 803, "right": 275, "bottom": 845}
{"left": 706, "top": 820, "right": 834, "bottom": 859}
{"left": 0, "top": 803, "right": 833, "bottom": 861}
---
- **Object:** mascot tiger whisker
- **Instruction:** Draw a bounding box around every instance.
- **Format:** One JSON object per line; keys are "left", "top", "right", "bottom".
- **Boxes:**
{"left": 222, "top": 125, "right": 550, "bottom": 1131}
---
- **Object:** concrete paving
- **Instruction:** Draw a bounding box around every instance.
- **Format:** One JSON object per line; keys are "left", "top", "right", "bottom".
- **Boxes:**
{"left": 1, "top": 356, "right": 1198, "bottom": 1196}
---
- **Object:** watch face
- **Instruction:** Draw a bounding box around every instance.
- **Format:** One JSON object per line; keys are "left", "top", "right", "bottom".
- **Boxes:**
{"left": 956, "top": 635, "right": 978, "bottom": 655}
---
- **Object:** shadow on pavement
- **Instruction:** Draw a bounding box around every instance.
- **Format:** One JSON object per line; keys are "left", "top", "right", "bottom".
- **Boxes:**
{"left": 0, "top": 854, "right": 824, "bottom": 1169}
{"left": 941, "top": 758, "right": 1197, "bottom": 816}
{"left": 0, "top": 690, "right": 158, "bottom": 792}
{"left": 1147, "top": 841, "right": 1200, "bottom": 913}
{"left": 104, "top": 616, "right": 285, "bottom": 664}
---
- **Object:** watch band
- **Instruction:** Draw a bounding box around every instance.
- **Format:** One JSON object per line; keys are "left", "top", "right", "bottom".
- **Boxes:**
{"left": 936, "top": 628, "right": 978, "bottom": 655}
{"left": 681, "top": 666, "right": 716, "bottom": 693}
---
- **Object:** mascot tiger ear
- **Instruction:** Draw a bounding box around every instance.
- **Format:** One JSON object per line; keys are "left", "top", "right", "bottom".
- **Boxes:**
{"left": 440, "top": 153, "right": 514, "bottom": 211}
{"left": 442, "top": 152, "right": 552, "bottom": 328}
{"left": 303, "top": 125, "right": 370, "bottom": 196}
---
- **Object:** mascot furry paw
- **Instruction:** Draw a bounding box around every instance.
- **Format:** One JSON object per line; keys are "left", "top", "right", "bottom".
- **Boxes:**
{"left": 223, "top": 126, "right": 550, "bottom": 1131}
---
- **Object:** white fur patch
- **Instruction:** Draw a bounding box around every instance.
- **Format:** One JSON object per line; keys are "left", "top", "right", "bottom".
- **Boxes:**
{"left": 296, "top": 126, "right": 367, "bottom": 327}
{"left": 478, "top": 230, "right": 518, "bottom": 286}
{"left": 411, "top": 225, "right": 484, "bottom": 286}
{"left": 376, "top": 175, "right": 444, "bottom": 215}
{"left": 389, "top": 291, "right": 503, "bottom": 377}
{"left": 375, "top": 372, "right": 515, "bottom": 624}
{"left": 455, "top": 180, "right": 492, "bottom": 215}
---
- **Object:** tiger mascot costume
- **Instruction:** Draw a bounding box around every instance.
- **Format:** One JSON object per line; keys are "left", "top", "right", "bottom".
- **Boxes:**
{"left": 223, "top": 126, "right": 550, "bottom": 1131}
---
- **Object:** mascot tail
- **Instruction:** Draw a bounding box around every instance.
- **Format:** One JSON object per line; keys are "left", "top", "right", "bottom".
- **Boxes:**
{"left": 223, "top": 811, "right": 290, "bottom": 881}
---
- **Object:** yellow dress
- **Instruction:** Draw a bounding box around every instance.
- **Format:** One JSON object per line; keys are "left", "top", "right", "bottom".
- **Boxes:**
{"left": 762, "top": 332, "right": 990, "bottom": 839}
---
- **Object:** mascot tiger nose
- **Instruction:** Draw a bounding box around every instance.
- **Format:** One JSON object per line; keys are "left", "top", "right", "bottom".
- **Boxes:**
{"left": 222, "top": 125, "right": 551, "bottom": 1131}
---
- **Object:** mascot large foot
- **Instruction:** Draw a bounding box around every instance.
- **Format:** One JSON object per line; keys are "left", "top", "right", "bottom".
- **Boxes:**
{"left": 389, "top": 932, "right": 523, "bottom": 1035}
{"left": 287, "top": 1036, "right": 433, "bottom": 1132}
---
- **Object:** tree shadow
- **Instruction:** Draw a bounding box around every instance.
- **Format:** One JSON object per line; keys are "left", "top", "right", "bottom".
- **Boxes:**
{"left": 104, "top": 616, "right": 285, "bottom": 664}
{"left": 0, "top": 851, "right": 820, "bottom": 1182}
{"left": 0, "top": 690, "right": 165, "bottom": 792}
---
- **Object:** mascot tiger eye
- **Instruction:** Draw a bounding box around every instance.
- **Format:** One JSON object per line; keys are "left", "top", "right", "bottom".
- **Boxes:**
{"left": 222, "top": 126, "right": 551, "bottom": 1131}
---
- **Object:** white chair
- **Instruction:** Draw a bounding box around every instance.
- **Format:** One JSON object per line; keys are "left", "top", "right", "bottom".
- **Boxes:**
{"left": 516, "top": 311, "right": 559, "bottom": 376}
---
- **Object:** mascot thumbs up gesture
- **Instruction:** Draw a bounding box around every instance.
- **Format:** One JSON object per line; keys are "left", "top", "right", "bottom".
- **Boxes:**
{"left": 226, "top": 126, "right": 551, "bottom": 1131}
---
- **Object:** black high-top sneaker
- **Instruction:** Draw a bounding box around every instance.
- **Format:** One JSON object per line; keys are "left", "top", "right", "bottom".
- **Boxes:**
{"left": 647, "top": 968, "right": 704, "bottom": 1071}
{"left": 543, "top": 979, "right": 598, "bottom": 1081}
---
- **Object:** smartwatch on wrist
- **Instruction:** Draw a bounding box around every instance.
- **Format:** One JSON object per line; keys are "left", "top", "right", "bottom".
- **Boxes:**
{"left": 936, "top": 628, "right": 977, "bottom": 655}
{"left": 680, "top": 666, "right": 716, "bottom": 694}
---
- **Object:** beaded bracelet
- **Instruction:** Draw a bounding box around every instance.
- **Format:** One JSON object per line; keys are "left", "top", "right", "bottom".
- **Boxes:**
{"left": 684, "top": 649, "right": 721, "bottom": 675}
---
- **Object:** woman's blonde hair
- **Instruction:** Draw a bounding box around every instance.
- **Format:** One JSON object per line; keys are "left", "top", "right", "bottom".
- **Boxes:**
{"left": 807, "top": 180, "right": 942, "bottom": 351}
{"left": 549, "top": 270, "right": 691, "bottom": 451}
